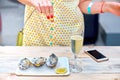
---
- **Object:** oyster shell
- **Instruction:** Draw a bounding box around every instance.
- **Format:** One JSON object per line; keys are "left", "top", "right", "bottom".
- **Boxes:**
{"left": 18, "top": 58, "right": 31, "bottom": 70}
{"left": 46, "top": 54, "right": 58, "bottom": 68}
{"left": 31, "top": 57, "right": 46, "bottom": 67}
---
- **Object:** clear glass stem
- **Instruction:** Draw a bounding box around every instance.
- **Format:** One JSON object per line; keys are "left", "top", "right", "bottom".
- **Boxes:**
{"left": 74, "top": 54, "right": 77, "bottom": 59}
{"left": 73, "top": 53, "right": 77, "bottom": 68}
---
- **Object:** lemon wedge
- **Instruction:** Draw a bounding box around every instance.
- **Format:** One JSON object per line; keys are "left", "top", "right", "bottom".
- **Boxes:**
{"left": 55, "top": 67, "right": 67, "bottom": 74}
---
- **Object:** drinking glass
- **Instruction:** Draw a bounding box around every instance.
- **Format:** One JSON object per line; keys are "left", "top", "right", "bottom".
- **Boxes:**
{"left": 70, "top": 30, "right": 84, "bottom": 73}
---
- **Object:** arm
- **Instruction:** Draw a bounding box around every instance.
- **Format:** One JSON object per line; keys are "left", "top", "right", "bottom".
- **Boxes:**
{"left": 79, "top": 0, "right": 105, "bottom": 14}
{"left": 79, "top": 0, "right": 120, "bottom": 16}
{"left": 18, "top": 0, "right": 54, "bottom": 20}
{"left": 18, "top": 0, "right": 33, "bottom": 6}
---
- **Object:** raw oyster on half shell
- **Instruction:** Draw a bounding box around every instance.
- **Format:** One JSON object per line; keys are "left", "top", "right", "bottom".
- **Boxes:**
{"left": 46, "top": 54, "right": 58, "bottom": 68}
{"left": 18, "top": 58, "right": 31, "bottom": 70}
{"left": 31, "top": 57, "right": 46, "bottom": 67}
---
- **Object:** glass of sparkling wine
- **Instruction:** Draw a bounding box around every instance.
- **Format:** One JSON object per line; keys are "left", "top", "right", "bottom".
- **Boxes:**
{"left": 70, "top": 31, "right": 84, "bottom": 73}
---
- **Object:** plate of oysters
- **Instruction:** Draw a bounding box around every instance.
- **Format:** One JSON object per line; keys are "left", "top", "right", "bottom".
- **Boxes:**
{"left": 16, "top": 54, "right": 70, "bottom": 76}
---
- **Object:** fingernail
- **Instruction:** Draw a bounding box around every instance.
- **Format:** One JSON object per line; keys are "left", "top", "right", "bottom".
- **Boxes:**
{"left": 51, "top": 15, "right": 54, "bottom": 18}
{"left": 47, "top": 16, "right": 50, "bottom": 19}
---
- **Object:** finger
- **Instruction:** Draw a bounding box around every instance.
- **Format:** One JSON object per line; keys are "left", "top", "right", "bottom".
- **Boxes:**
{"left": 49, "top": 6, "right": 54, "bottom": 22}
{"left": 32, "top": 1, "right": 42, "bottom": 13}
{"left": 39, "top": 1, "right": 46, "bottom": 14}
{"left": 47, "top": 0, "right": 54, "bottom": 18}
{"left": 37, "top": 4, "right": 42, "bottom": 13}
{"left": 49, "top": 6, "right": 54, "bottom": 18}
{"left": 46, "top": 6, "right": 50, "bottom": 19}
{"left": 44, "top": 0, "right": 50, "bottom": 19}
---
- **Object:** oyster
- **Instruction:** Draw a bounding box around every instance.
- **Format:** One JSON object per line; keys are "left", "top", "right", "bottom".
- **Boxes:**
{"left": 18, "top": 58, "right": 31, "bottom": 70}
{"left": 31, "top": 57, "right": 46, "bottom": 67}
{"left": 46, "top": 54, "right": 58, "bottom": 68}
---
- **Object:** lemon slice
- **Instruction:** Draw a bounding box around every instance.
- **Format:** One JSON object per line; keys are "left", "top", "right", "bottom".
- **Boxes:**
{"left": 55, "top": 67, "right": 67, "bottom": 74}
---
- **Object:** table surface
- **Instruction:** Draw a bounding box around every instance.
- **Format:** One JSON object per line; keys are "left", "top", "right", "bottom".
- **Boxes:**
{"left": 0, "top": 46, "right": 120, "bottom": 80}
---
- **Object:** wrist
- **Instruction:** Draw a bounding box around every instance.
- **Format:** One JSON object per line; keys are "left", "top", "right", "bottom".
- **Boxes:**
{"left": 87, "top": 2, "right": 94, "bottom": 14}
{"left": 101, "top": 2, "right": 109, "bottom": 13}
{"left": 27, "top": 0, "right": 35, "bottom": 7}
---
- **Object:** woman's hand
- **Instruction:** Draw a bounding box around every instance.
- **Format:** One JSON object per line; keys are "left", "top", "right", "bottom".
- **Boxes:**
{"left": 103, "top": 2, "right": 120, "bottom": 16}
{"left": 29, "top": 0, "right": 54, "bottom": 19}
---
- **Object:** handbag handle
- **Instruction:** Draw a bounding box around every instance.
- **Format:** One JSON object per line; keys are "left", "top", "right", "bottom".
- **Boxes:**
{"left": 16, "top": 9, "right": 35, "bottom": 46}
{"left": 24, "top": 9, "right": 36, "bottom": 28}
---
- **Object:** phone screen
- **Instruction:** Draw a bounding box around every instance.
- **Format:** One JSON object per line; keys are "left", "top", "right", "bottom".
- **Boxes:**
{"left": 87, "top": 50, "right": 106, "bottom": 59}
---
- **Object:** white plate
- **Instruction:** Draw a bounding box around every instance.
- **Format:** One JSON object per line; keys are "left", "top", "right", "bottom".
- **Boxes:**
{"left": 16, "top": 57, "right": 70, "bottom": 76}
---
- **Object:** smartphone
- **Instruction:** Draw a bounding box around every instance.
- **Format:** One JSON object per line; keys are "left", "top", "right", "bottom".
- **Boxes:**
{"left": 84, "top": 50, "right": 109, "bottom": 62}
